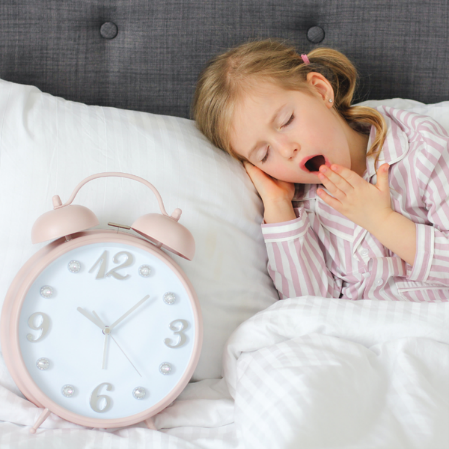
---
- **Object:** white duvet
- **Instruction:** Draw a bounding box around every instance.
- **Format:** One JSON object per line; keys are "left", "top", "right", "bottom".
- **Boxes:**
{"left": 1, "top": 297, "right": 448, "bottom": 449}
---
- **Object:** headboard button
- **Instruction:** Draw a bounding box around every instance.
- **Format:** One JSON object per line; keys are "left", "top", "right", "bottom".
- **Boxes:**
{"left": 100, "top": 22, "right": 118, "bottom": 39}
{"left": 307, "top": 26, "right": 325, "bottom": 44}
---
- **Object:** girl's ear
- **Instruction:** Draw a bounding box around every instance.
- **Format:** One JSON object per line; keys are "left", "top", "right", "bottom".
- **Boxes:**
{"left": 306, "top": 72, "right": 334, "bottom": 105}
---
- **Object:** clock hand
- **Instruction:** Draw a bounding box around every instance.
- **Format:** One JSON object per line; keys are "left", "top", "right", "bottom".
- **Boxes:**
{"left": 101, "top": 333, "right": 109, "bottom": 370}
{"left": 92, "top": 311, "right": 142, "bottom": 378}
{"left": 109, "top": 294, "right": 150, "bottom": 330}
{"left": 77, "top": 308, "right": 111, "bottom": 370}
{"left": 109, "top": 334, "right": 142, "bottom": 377}
{"left": 77, "top": 307, "right": 104, "bottom": 329}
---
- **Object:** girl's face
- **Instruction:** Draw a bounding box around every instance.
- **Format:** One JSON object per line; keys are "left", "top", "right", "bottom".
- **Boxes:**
{"left": 229, "top": 73, "right": 366, "bottom": 184}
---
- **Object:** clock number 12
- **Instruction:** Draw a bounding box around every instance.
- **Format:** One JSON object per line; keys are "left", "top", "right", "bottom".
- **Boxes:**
{"left": 89, "top": 251, "right": 134, "bottom": 280}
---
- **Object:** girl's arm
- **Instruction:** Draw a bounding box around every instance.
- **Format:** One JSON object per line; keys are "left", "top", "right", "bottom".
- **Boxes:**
{"left": 243, "top": 162, "right": 341, "bottom": 299}
{"left": 317, "top": 119, "right": 449, "bottom": 286}
{"left": 365, "top": 211, "right": 416, "bottom": 266}
{"left": 263, "top": 199, "right": 296, "bottom": 224}
{"left": 262, "top": 199, "right": 342, "bottom": 299}
{"left": 401, "top": 141, "right": 449, "bottom": 284}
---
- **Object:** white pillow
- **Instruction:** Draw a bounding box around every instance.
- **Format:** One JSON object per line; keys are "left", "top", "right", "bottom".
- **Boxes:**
{"left": 0, "top": 79, "right": 279, "bottom": 380}
{"left": 1, "top": 79, "right": 448, "bottom": 381}
{"left": 355, "top": 97, "right": 449, "bottom": 130}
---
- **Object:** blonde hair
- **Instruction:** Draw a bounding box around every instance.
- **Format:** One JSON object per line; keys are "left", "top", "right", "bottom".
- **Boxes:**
{"left": 191, "top": 39, "right": 387, "bottom": 167}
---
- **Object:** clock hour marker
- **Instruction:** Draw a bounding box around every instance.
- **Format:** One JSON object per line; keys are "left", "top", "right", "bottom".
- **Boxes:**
{"left": 26, "top": 312, "right": 50, "bottom": 342}
{"left": 132, "top": 386, "right": 147, "bottom": 400}
{"left": 89, "top": 250, "right": 134, "bottom": 280}
{"left": 90, "top": 383, "right": 113, "bottom": 412}
{"left": 40, "top": 285, "right": 54, "bottom": 298}
{"left": 164, "top": 320, "right": 188, "bottom": 348}
{"left": 163, "top": 292, "right": 176, "bottom": 305}
{"left": 159, "top": 363, "right": 172, "bottom": 375}
{"left": 36, "top": 358, "right": 50, "bottom": 370}
{"left": 138, "top": 265, "right": 152, "bottom": 277}
{"left": 61, "top": 385, "right": 76, "bottom": 398}
{"left": 67, "top": 260, "right": 81, "bottom": 273}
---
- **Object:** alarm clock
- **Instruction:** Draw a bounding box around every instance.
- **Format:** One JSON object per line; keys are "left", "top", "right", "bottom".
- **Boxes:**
{"left": 0, "top": 172, "right": 203, "bottom": 433}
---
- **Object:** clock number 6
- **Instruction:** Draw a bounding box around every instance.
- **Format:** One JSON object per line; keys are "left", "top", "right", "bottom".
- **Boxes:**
{"left": 90, "top": 382, "right": 114, "bottom": 413}
{"left": 26, "top": 312, "right": 50, "bottom": 342}
{"left": 164, "top": 319, "right": 188, "bottom": 348}
{"left": 89, "top": 250, "right": 134, "bottom": 280}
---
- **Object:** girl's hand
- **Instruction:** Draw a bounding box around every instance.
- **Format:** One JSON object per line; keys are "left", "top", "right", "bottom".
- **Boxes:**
{"left": 316, "top": 163, "right": 393, "bottom": 232}
{"left": 243, "top": 161, "right": 296, "bottom": 204}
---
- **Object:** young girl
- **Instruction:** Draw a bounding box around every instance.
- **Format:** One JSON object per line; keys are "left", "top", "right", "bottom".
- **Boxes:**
{"left": 192, "top": 39, "right": 449, "bottom": 302}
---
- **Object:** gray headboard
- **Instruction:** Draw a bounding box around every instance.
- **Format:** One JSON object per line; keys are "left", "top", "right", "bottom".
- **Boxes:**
{"left": 1, "top": 0, "right": 448, "bottom": 119}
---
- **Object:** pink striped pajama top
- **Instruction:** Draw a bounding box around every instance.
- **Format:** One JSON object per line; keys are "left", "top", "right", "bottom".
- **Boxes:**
{"left": 261, "top": 106, "right": 449, "bottom": 302}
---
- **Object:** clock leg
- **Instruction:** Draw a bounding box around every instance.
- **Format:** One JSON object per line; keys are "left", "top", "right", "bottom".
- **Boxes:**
{"left": 144, "top": 416, "right": 157, "bottom": 430}
{"left": 30, "top": 407, "right": 51, "bottom": 434}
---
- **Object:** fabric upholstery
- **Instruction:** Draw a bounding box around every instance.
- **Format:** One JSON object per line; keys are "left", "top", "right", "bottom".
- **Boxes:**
{"left": 0, "top": 0, "right": 448, "bottom": 118}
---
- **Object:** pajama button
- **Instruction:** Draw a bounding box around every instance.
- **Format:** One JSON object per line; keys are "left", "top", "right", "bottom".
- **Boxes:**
{"left": 376, "top": 279, "right": 383, "bottom": 285}
{"left": 361, "top": 249, "right": 369, "bottom": 256}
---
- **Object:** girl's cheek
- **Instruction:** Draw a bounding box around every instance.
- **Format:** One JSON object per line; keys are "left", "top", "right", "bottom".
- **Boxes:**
{"left": 270, "top": 166, "right": 298, "bottom": 183}
{"left": 264, "top": 159, "right": 285, "bottom": 179}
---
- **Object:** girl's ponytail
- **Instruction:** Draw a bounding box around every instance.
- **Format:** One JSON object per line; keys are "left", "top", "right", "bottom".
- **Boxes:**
{"left": 305, "top": 47, "right": 387, "bottom": 166}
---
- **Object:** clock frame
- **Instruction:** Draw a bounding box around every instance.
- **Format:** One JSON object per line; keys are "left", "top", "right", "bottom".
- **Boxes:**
{"left": 0, "top": 172, "right": 203, "bottom": 433}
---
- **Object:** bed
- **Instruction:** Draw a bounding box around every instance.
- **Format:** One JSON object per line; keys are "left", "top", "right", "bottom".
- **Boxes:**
{"left": 0, "top": 1, "right": 448, "bottom": 448}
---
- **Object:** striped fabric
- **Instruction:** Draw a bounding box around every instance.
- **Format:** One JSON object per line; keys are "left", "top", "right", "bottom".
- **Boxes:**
{"left": 262, "top": 106, "right": 449, "bottom": 302}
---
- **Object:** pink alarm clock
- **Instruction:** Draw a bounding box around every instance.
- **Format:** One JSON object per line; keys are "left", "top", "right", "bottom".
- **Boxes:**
{"left": 0, "top": 172, "right": 203, "bottom": 433}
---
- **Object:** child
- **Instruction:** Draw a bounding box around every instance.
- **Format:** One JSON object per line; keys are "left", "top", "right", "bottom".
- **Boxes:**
{"left": 192, "top": 39, "right": 449, "bottom": 302}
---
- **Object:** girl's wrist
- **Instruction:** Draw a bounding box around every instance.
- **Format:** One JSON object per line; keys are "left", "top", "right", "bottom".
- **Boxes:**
{"left": 263, "top": 199, "right": 296, "bottom": 224}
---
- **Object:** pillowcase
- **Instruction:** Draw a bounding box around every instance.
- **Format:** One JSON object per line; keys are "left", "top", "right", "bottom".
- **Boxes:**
{"left": 355, "top": 97, "right": 449, "bottom": 130}
{"left": 0, "top": 79, "right": 280, "bottom": 380}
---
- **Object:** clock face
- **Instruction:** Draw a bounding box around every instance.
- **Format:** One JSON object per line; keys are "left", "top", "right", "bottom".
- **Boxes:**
{"left": 18, "top": 240, "right": 197, "bottom": 420}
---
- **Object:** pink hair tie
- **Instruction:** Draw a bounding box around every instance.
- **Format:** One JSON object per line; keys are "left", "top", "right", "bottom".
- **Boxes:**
{"left": 301, "top": 54, "right": 310, "bottom": 65}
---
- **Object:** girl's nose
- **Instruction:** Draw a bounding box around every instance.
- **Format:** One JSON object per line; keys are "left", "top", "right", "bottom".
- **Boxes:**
{"left": 278, "top": 145, "right": 298, "bottom": 159}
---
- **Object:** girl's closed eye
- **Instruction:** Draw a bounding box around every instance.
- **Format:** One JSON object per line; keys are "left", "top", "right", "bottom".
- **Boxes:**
{"left": 261, "top": 147, "right": 270, "bottom": 163}
{"left": 282, "top": 113, "right": 295, "bottom": 128}
{"left": 260, "top": 114, "right": 295, "bottom": 164}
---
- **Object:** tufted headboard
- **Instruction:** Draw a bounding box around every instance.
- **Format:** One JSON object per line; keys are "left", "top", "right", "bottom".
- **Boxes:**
{"left": 1, "top": 0, "right": 448, "bottom": 119}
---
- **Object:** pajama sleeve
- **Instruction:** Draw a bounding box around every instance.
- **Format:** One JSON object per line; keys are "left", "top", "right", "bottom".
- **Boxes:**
{"left": 407, "top": 126, "right": 449, "bottom": 284}
{"left": 261, "top": 206, "right": 342, "bottom": 299}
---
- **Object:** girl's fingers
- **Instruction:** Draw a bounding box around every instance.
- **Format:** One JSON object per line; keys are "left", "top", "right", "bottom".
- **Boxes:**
{"left": 376, "top": 163, "right": 390, "bottom": 192}
{"left": 243, "top": 161, "right": 253, "bottom": 174}
{"left": 318, "top": 172, "right": 346, "bottom": 201}
{"left": 317, "top": 187, "right": 341, "bottom": 210}
{"left": 243, "top": 161, "right": 262, "bottom": 183}
{"left": 320, "top": 164, "right": 355, "bottom": 191}
{"left": 242, "top": 161, "right": 295, "bottom": 202}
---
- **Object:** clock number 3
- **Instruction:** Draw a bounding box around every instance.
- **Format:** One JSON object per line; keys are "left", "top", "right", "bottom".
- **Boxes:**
{"left": 26, "top": 312, "right": 50, "bottom": 342}
{"left": 89, "top": 250, "right": 134, "bottom": 280}
{"left": 90, "top": 382, "right": 114, "bottom": 413}
{"left": 164, "top": 319, "right": 188, "bottom": 348}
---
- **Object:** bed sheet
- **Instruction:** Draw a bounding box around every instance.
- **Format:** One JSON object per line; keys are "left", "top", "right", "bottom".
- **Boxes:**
{"left": 1, "top": 297, "right": 448, "bottom": 448}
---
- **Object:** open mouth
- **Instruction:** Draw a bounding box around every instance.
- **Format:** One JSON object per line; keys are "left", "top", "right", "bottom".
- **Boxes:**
{"left": 300, "top": 155, "right": 331, "bottom": 173}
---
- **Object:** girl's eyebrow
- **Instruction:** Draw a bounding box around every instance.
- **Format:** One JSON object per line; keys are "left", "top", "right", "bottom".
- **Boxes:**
{"left": 247, "top": 103, "right": 286, "bottom": 159}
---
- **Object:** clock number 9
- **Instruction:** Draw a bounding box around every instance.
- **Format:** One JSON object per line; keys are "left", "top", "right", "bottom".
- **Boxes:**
{"left": 89, "top": 250, "right": 134, "bottom": 280}
{"left": 164, "top": 319, "right": 188, "bottom": 348}
{"left": 26, "top": 312, "right": 50, "bottom": 343}
{"left": 90, "top": 382, "right": 114, "bottom": 413}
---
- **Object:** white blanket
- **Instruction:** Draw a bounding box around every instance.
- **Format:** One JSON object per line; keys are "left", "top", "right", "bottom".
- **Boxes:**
{"left": 1, "top": 297, "right": 448, "bottom": 449}
{"left": 224, "top": 298, "right": 449, "bottom": 449}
